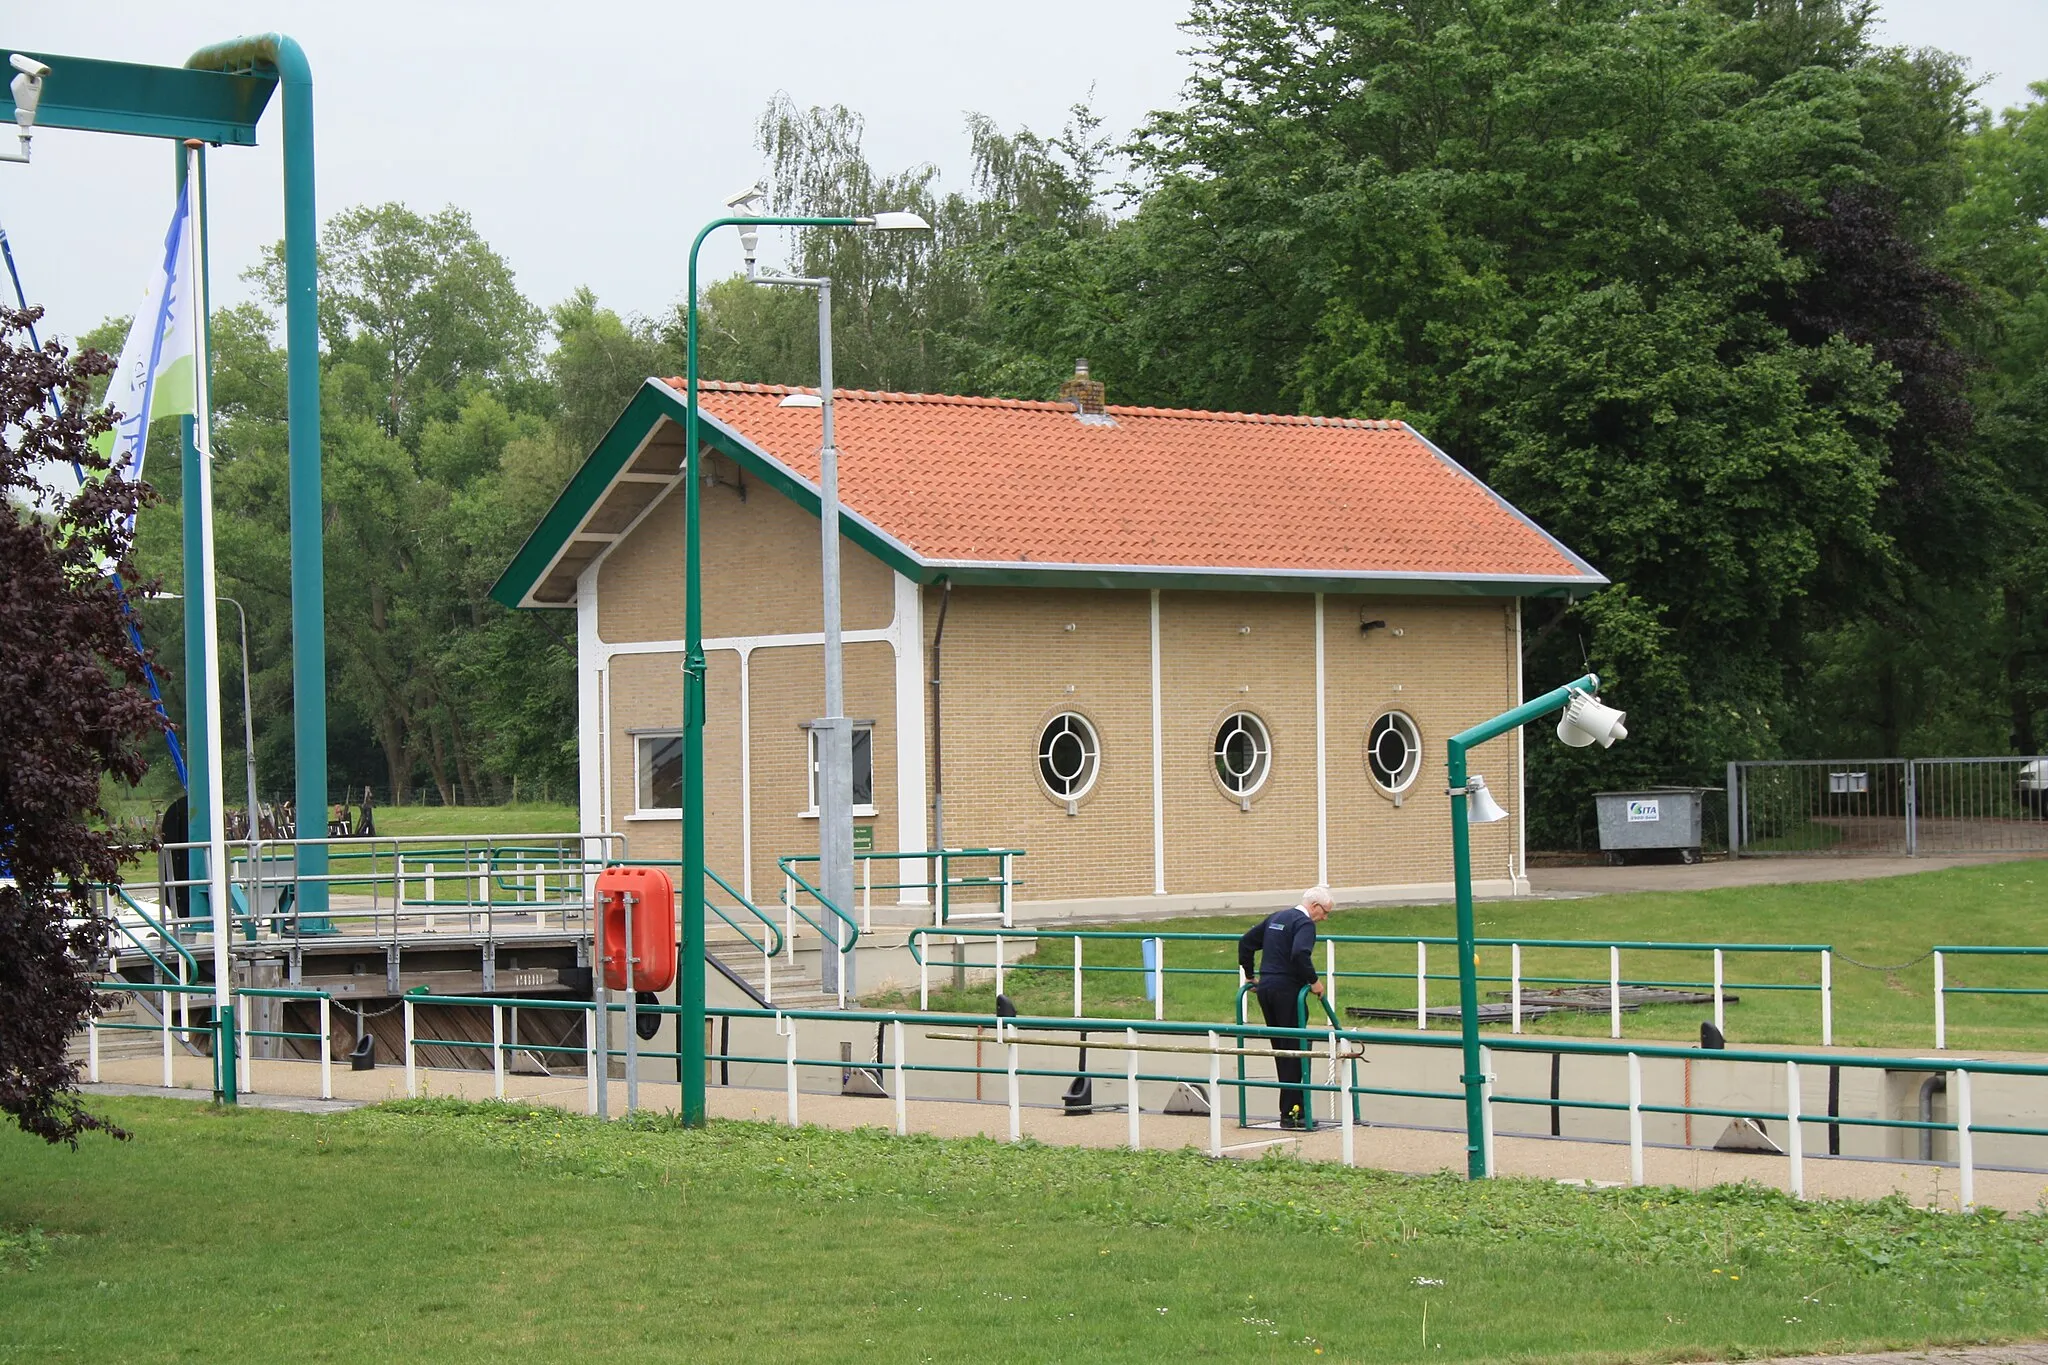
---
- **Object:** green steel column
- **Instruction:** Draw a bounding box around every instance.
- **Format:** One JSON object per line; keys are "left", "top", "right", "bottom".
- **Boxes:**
{"left": 680, "top": 223, "right": 712, "bottom": 1124}
{"left": 184, "top": 34, "right": 325, "bottom": 913}
{"left": 1447, "top": 737, "right": 1482, "bottom": 1177}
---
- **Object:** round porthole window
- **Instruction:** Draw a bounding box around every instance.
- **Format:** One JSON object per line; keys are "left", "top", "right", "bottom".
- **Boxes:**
{"left": 1037, "top": 712, "right": 1101, "bottom": 801}
{"left": 1368, "top": 711, "right": 1422, "bottom": 795}
{"left": 1213, "top": 712, "right": 1272, "bottom": 799}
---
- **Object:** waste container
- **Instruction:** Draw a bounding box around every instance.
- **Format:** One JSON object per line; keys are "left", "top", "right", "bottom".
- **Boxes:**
{"left": 1595, "top": 788, "right": 1711, "bottom": 865}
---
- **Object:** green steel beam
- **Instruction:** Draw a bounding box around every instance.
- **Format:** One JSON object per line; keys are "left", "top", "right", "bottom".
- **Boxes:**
{"left": 0, "top": 48, "right": 273, "bottom": 144}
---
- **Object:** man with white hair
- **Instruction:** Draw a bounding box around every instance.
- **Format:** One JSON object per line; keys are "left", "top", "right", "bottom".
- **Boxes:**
{"left": 1237, "top": 885, "right": 1333, "bottom": 1129}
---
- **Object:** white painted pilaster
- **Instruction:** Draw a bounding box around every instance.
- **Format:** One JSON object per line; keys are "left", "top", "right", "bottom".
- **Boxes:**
{"left": 1151, "top": 588, "right": 1166, "bottom": 896}
{"left": 892, "top": 573, "right": 929, "bottom": 904}
{"left": 1315, "top": 592, "right": 1328, "bottom": 887}
{"left": 576, "top": 565, "right": 606, "bottom": 844}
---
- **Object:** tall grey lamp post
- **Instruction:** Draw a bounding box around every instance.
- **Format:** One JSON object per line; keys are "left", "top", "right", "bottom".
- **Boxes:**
{"left": 729, "top": 195, "right": 930, "bottom": 1001}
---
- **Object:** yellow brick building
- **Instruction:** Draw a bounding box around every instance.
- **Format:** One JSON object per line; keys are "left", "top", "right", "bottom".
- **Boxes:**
{"left": 492, "top": 377, "right": 1605, "bottom": 914}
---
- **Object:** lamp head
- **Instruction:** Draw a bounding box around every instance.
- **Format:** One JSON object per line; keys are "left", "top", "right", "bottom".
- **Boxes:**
{"left": 1556, "top": 691, "right": 1629, "bottom": 749}
{"left": 862, "top": 210, "right": 931, "bottom": 232}
{"left": 1465, "top": 773, "right": 1510, "bottom": 824}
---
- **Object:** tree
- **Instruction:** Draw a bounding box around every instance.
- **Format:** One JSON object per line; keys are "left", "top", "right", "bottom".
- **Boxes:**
{"left": 0, "top": 306, "right": 161, "bottom": 1145}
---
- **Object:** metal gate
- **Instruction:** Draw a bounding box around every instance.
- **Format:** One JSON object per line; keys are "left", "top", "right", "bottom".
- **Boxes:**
{"left": 1729, "top": 757, "right": 2048, "bottom": 856}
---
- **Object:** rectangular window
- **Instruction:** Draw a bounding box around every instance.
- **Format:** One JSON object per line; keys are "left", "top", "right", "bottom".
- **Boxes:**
{"left": 636, "top": 733, "right": 682, "bottom": 813}
{"left": 806, "top": 724, "right": 877, "bottom": 816}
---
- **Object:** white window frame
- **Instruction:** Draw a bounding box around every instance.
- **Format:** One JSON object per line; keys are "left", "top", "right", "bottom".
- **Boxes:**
{"left": 1213, "top": 711, "right": 1273, "bottom": 802}
{"left": 802, "top": 722, "right": 879, "bottom": 818}
{"left": 633, "top": 730, "right": 683, "bottom": 817}
{"left": 1036, "top": 711, "right": 1102, "bottom": 806}
{"left": 1367, "top": 710, "right": 1423, "bottom": 797}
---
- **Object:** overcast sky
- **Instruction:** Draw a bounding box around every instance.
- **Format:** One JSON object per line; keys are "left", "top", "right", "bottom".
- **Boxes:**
{"left": 4, "top": 0, "right": 2042, "bottom": 346}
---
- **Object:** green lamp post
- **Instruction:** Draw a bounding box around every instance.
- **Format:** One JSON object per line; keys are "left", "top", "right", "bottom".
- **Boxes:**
{"left": 678, "top": 205, "right": 930, "bottom": 1126}
{"left": 1448, "top": 672, "right": 1629, "bottom": 1177}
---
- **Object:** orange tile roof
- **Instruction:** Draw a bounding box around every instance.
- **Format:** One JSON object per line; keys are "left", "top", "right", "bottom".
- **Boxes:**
{"left": 678, "top": 381, "right": 1598, "bottom": 583}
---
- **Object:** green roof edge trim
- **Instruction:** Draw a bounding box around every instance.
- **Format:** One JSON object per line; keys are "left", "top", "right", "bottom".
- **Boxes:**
{"left": 491, "top": 378, "right": 1610, "bottom": 610}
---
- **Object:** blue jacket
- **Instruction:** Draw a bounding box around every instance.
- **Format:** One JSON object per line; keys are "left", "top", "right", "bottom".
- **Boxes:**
{"left": 1239, "top": 906, "right": 1318, "bottom": 987}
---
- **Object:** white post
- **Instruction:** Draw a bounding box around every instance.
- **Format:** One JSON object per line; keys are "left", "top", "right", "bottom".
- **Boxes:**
{"left": 1340, "top": 1031, "right": 1355, "bottom": 1168}
{"left": 238, "top": 996, "right": 251, "bottom": 1094}
{"left": 1480, "top": 1044, "right": 1497, "bottom": 1179}
{"left": 1416, "top": 940, "right": 1428, "bottom": 1031}
{"left": 1073, "top": 937, "right": 1083, "bottom": 1018}
{"left": 1006, "top": 1029, "right": 1021, "bottom": 1142}
{"left": 892, "top": 1019, "right": 907, "bottom": 1136}
{"left": 492, "top": 1004, "right": 505, "bottom": 1101}
{"left": 424, "top": 863, "right": 436, "bottom": 931}
{"left": 784, "top": 874, "right": 796, "bottom": 962}
{"left": 1324, "top": 939, "right": 1336, "bottom": 1008}
{"left": 1207, "top": 1030, "right": 1223, "bottom": 1158}
{"left": 781, "top": 1015, "right": 799, "bottom": 1127}
{"left": 162, "top": 989, "right": 173, "bottom": 1089}
{"left": 1820, "top": 950, "right": 1833, "bottom": 1048}
{"left": 994, "top": 934, "right": 1006, "bottom": 999}
{"left": 88, "top": 1011, "right": 99, "bottom": 1084}
{"left": 1609, "top": 945, "right": 1622, "bottom": 1039}
{"left": 623, "top": 892, "right": 639, "bottom": 1116}
{"left": 1786, "top": 1059, "right": 1804, "bottom": 1199}
{"left": 1154, "top": 940, "right": 1165, "bottom": 1022}
{"left": 1713, "top": 949, "right": 1725, "bottom": 1033}
{"left": 1934, "top": 951, "right": 1947, "bottom": 1050}
{"left": 1126, "top": 1027, "right": 1141, "bottom": 1150}
{"left": 919, "top": 950, "right": 929, "bottom": 1011}
{"left": 1000, "top": 851, "right": 1014, "bottom": 928}
{"left": 1955, "top": 1067, "right": 1975, "bottom": 1212}
{"left": 404, "top": 997, "right": 417, "bottom": 1098}
{"left": 1627, "top": 1052, "right": 1644, "bottom": 1186}
{"left": 586, "top": 1007, "right": 599, "bottom": 1116}
{"left": 318, "top": 994, "right": 332, "bottom": 1100}
{"left": 185, "top": 144, "right": 234, "bottom": 1104}
{"left": 1511, "top": 944, "right": 1523, "bottom": 1035}
{"left": 862, "top": 857, "right": 872, "bottom": 934}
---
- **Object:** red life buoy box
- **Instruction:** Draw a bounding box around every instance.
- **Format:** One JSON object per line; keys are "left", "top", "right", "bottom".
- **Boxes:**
{"left": 596, "top": 866, "right": 677, "bottom": 993}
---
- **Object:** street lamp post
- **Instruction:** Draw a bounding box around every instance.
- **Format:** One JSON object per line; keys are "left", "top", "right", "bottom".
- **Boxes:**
{"left": 1447, "top": 672, "right": 1620, "bottom": 1179}
{"left": 678, "top": 205, "right": 928, "bottom": 1124}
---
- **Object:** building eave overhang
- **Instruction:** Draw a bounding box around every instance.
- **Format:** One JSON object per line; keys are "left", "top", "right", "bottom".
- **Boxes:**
{"left": 489, "top": 378, "right": 1610, "bottom": 609}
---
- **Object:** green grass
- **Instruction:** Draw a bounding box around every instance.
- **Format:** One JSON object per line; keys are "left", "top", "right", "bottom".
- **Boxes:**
{"left": 371, "top": 803, "right": 579, "bottom": 837}
{"left": 2, "top": 1098, "right": 2043, "bottom": 1362}
{"left": 884, "top": 862, "right": 2048, "bottom": 1052}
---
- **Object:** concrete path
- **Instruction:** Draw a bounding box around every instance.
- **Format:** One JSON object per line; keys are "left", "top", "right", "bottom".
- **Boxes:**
{"left": 1530, "top": 852, "right": 2048, "bottom": 898}
{"left": 83, "top": 1054, "right": 2048, "bottom": 1213}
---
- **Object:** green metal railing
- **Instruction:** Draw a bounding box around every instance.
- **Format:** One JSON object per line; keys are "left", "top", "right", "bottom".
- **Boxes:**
{"left": 1934, "top": 945, "right": 2048, "bottom": 1049}
{"left": 904, "top": 925, "right": 1838, "bottom": 1044}
{"left": 778, "top": 847, "right": 1025, "bottom": 930}
{"left": 87, "top": 979, "right": 337, "bottom": 1100}
{"left": 377, "top": 989, "right": 2045, "bottom": 1208}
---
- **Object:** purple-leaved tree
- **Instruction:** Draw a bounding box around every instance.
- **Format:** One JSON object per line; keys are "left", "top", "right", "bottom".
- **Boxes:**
{"left": 1, "top": 303, "right": 163, "bottom": 1146}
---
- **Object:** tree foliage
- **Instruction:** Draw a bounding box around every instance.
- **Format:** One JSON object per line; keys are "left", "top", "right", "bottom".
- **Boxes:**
{"left": 0, "top": 307, "right": 158, "bottom": 1145}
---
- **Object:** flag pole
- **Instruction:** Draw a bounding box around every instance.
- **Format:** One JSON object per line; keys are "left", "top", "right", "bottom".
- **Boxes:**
{"left": 183, "top": 139, "right": 234, "bottom": 1104}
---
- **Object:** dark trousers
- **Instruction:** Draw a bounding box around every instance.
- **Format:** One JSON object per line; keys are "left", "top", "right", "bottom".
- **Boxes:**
{"left": 1256, "top": 981, "right": 1308, "bottom": 1126}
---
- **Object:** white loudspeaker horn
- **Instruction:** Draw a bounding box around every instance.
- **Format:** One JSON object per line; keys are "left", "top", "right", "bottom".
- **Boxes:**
{"left": 1465, "top": 773, "right": 1510, "bottom": 824}
{"left": 1557, "top": 691, "right": 1629, "bottom": 749}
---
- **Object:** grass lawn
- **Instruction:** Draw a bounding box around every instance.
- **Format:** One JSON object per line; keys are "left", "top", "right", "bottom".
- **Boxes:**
{"left": 370, "top": 802, "right": 579, "bottom": 837}
{"left": 885, "top": 862, "right": 2048, "bottom": 1052}
{"left": 2, "top": 1098, "right": 2043, "bottom": 1363}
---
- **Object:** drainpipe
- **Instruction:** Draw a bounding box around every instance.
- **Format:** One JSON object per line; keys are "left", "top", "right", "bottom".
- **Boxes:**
{"left": 1918, "top": 1073, "right": 1946, "bottom": 1162}
{"left": 183, "top": 34, "right": 327, "bottom": 917}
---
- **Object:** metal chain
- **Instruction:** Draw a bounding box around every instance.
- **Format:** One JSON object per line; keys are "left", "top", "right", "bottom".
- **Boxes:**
{"left": 1831, "top": 948, "right": 1936, "bottom": 973}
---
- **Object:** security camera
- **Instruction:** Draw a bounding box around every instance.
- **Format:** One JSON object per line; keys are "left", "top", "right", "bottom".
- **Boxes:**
{"left": 3, "top": 54, "right": 45, "bottom": 162}
{"left": 724, "top": 182, "right": 766, "bottom": 210}
{"left": 10, "top": 55, "right": 50, "bottom": 80}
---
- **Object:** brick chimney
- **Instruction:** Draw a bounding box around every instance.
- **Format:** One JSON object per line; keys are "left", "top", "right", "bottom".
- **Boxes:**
{"left": 1057, "top": 358, "right": 1107, "bottom": 417}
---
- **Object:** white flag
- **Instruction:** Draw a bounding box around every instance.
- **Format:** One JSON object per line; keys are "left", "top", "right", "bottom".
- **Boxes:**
{"left": 29, "top": 179, "right": 196, "bottom": 513}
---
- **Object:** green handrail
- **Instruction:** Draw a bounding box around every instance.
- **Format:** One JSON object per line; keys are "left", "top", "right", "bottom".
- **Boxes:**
{"left": 107, "top": 886, "right": 202, "bottom": 979}
{"left": 705, "top": 867, "right": 784, "bottom": 958}
{"left": 774, "top": 857, "right": 860, "bottom": 955}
